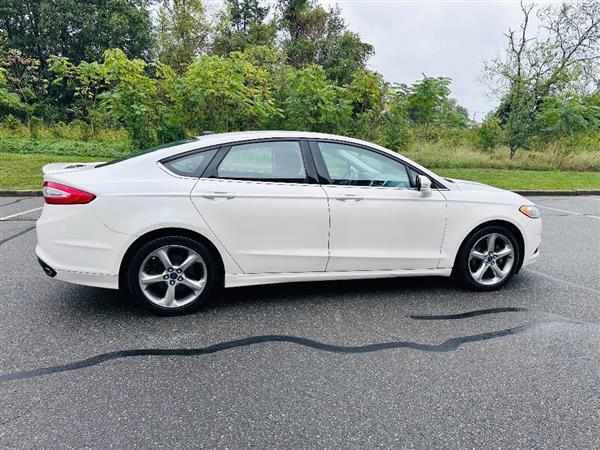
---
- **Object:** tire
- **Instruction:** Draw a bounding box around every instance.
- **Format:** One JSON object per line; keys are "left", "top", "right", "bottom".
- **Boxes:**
{"left": 454, "top": 225, "right": 520, "bottom": 291}
{"left": 126, "top": 235, "right": 219, "bottom": 315}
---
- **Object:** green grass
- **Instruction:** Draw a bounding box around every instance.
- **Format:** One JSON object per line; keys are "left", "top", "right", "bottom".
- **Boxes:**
{"left": 0, "top": 152, "right": 101, "bottom": 190}
{"left": 1, "top": 152, "right": 599, "bottom": 190}
{"left": 434, "top": 168, "right": 600, "bottom": 191}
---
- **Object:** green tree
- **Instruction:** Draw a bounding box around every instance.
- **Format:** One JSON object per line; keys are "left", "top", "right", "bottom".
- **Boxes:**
{"left": 176, "top": 54, "right": 280, "bottom": 132}
{"left": 155, "top": 0, "right": 210, "bottom": 71}
{"left": 49, "top": 56, "right": 108, "bottom": 134}
{"left": 278, "top": 64, "right": 351, "bottom": 133}
{"left": 0, "top": 49, "right": 46, "bottom": 128}
{"left": 0, "top": 0, "right": 153, "bottom": 65}
{"left": 0, "top": 67, "right": 23, "bottom": 111}
{"left": 475, "top": 115, "right": 503, "bottom": 152}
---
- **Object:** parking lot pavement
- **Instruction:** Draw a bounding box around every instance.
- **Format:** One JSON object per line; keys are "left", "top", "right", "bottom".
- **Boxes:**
{"left": 1, "top": 196, "right": 599, "bottom": 448}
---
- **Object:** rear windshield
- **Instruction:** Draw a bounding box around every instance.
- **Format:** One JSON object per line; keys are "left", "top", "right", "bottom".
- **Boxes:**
{"left": 96, "top": 139, "right": 196, "bottom": 168}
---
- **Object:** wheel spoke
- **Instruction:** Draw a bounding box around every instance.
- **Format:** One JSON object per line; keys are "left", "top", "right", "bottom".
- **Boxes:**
{"left": 470, "top": 250, "right": 486, "bottom": 261}
{"left": 140, "top": 272, "right": 166, "bottom": 285}
{"left": 163, "top": 284, "right": 176, "bottom": 307}
{"left": 178, "top": 253, "right": 198, "bottom": 271}
{"left": 472, "top": 262, "right": 488, "bottom": 281}
{"left": 495, "top": 247, "right": 513, "bottom": 259}
{"left": 156, "top": 248, "right": 173, "bottom": 270}
{"left": 486, "top": 234, "right": 497, "bottom": 252}
{"left": 180, "top": 277, "right": 205, "bottom": 294}
{"left": 490, "top": 263, "right": 505, "bottom": 279}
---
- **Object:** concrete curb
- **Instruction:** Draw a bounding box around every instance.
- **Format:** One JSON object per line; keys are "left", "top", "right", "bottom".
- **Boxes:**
{"left": 1, "top": 189, "right": 599, "bottom": 198}
{"left": 0, "top": 190, "right": 42, "bottom": 197}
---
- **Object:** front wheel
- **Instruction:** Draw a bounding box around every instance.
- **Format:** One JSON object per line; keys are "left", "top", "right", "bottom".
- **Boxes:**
{"left": 455, "top": 226, "right": 520, "bottom": 291}
{"left": 126, "top": 236, "right": 219, "bottom": 315}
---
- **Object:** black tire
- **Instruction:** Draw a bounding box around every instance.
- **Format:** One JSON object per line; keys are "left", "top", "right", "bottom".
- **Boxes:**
{"left": 454, "top": 225, "right": 521, "bottom": 291}
{"left": 125, "top": 235, "right": 219, "bottom": 315}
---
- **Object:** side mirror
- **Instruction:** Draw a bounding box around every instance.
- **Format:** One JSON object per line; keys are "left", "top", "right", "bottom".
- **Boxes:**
{"left": 416, "top": 175, "right": 432, "bottom": 196}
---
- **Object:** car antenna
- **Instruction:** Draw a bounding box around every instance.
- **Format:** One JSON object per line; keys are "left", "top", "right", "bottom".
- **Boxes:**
{"left": 201, "top": 131, "right": 215, "bottom": 136}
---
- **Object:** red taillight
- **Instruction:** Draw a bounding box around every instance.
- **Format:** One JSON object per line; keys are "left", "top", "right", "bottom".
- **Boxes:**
{"left": 43, "top": 181, "right": 96, "bottom": 204}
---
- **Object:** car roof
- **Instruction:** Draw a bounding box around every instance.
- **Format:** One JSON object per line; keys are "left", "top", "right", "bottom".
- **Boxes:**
{"left": 122, "top": 130, "right": 448, "bottom": 188}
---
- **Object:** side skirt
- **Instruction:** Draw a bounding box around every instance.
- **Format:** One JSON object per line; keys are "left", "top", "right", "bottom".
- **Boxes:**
{"left": 225, "top": 268, "right": 452, "bottom": 288}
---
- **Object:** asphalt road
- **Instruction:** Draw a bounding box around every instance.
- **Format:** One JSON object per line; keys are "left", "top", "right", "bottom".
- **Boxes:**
{"left": 1, "top": 195, "right": 599, "bottom": 448}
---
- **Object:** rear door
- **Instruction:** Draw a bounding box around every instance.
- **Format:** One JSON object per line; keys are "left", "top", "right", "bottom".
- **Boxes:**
{"left": 190, "top": 140, "right": 329, "bottom": 274}
{"left": 311, "top": 140, "right": 447, "bottom": 271}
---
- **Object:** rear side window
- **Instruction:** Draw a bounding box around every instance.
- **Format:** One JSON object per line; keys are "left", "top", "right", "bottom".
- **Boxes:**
{"left": 163, "top": 149, "right": 218, "bottom": 177}
{"left": 216, "top": 141, "right": 308, "bottom": 183}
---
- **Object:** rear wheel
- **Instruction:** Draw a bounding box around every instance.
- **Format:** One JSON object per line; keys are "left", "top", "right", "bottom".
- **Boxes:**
{"left": 126, "top": 236, "right": 219, "bottom": 315}
{"left": 455, "top": 226, "right": 520, "bottom": 291}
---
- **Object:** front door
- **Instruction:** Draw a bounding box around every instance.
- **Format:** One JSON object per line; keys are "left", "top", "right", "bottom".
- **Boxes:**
{"left": 313, "top": 141, "right": 447, "bottom": 271}
{"left": 191, "top": 140, "right": 329, "bottom": 274}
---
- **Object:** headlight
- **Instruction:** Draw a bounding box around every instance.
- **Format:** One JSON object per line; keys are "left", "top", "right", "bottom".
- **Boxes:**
{"left": 519, "top": 205, "right": 540, "bottom": 219}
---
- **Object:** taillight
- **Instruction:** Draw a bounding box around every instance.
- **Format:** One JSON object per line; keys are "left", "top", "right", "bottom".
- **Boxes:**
{"left": 43, "top": 181, "right": 96, "bottom": 204}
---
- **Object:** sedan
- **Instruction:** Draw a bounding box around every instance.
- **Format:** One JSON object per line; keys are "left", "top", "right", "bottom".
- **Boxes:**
{"left": 37, "top": 131, "right": 542, "bottom": 315}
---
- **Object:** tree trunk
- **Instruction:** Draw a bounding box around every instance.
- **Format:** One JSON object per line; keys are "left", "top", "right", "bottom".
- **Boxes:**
{"left": 509, "top": 146, "right": 517, "bottom": 159}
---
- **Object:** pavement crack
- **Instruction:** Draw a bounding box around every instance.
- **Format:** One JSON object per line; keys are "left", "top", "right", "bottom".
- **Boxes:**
{"left": 0, "top": 322, "right": 565, "bottom": 385}
{"left": 0, "top": 226, "right": 36, "bottom": 246}
{"left": 409, "top": 307, "right": 527, "bottom": 320}
{"left": 0, "top": 198, "right": 26, "bottom": 207}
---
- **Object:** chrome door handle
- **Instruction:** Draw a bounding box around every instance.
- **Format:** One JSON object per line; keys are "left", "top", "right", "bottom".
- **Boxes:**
{"left": 201, "top": 192, "right": 236, "bottom": 199}
{"left": 335, "top": 194, "right": 363, "bottom": 201}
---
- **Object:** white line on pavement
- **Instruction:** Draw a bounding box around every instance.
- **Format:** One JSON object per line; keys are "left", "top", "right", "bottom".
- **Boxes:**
{"left": 0, "top": 207, "right": 43, "bottom": 221}
{"left": 537, "top": 205, "right": 600, "bottom": 221}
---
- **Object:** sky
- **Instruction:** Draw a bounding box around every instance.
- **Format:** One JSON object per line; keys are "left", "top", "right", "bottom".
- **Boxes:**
{"left": 327, "top": 0, "right": 542, "bottom": 120}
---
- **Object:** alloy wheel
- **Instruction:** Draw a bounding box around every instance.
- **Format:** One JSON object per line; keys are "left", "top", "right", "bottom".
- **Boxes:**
{"left": 138, "top": 245, "right": 207, "bottom": 308}
{"left": 468, "top": 233, "right": 515, "bottom": 286}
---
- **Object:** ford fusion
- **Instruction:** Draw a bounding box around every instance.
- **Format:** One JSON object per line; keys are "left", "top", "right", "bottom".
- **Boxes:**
{"left": 36, "top": 131, "right": 542, "bottom": 315}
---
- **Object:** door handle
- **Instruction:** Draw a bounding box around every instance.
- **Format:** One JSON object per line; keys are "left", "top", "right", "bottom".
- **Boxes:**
{"left": 201, "top": 191, "right": 236, "bottom": 200}
{"left": 335, "top": 194, "right": 363, "bottom": 201}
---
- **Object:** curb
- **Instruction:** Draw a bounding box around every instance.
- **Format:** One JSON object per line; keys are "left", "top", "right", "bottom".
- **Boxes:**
{"left": 0, "top": 190, "right": 43, "bottom": 197}
{"left": 1, "top": 189, "right": 599, "bottom": 198}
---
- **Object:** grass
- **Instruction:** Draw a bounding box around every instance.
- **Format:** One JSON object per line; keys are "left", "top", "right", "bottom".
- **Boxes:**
{"left": 2, "top": 151, "right": 599, "bottom": 191}
{"left": 0, "top": 152, "right": 101, "bottom": 190}
{"left": 434, "top": 168, "right": 600, "bottom": 191}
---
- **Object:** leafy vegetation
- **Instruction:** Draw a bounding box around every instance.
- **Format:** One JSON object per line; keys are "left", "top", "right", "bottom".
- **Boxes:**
{"left": 0, "top": 0, "right": 598, "bottom": 190}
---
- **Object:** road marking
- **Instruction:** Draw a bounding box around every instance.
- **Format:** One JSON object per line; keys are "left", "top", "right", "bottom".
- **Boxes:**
{"left": 537, "top": 205, "right": 600, "bottom": 220}
{"left": 0, "top": 207, "right": 43, "bottom": 221}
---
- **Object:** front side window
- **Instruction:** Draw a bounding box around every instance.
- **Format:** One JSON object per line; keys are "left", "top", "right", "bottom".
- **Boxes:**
{"left": 317, "top": 142, "right": 411, "bottom": 188}
{"left": 217, "top": 141, "right": 308, "bottom": 183}
{"left": 163, "top": 148, "right": 218, "bottom": 177}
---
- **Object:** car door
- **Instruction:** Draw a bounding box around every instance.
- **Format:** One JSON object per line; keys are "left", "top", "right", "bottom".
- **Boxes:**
{"left": 311, "top": 140, "right": 447, "bottom": 272}
{"left": 190, "top": 140, "right": 329, "bottom": 274}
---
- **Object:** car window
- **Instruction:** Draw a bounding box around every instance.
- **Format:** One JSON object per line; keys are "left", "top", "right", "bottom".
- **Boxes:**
{"left": 163, "top": 149, "right": 218, "bottom": 177}
{"left": 217, "top": 141, "right": 308, "bottom": 183}
{"left": 99, "top": 138, "right": 196, "bottom": 168}
{"left": 317, "top": 142, "right": 411, "bottom": 188}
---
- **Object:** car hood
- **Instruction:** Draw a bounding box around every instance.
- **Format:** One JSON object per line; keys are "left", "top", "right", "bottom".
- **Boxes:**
{"left": 446, "top": 178, "right": 506, "bottom": 192}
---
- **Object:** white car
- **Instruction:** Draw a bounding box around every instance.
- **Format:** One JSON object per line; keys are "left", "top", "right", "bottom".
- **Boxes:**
{"left": 36, "top": 131, "right": 542, "bottom": 315}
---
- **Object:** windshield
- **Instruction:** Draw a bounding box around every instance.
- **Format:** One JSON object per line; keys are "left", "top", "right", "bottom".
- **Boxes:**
{"left": 96, "top": 139, "right": 196, "bottom": 168}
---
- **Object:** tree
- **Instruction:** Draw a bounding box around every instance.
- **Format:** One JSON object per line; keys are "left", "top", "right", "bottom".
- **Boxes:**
{"left": 49, "top": 56, "right": 108, "bottom": 134}
{"left": 475, "top": 115, "right": 503, "bottom": 152}
{"left": 278, "top": 0, "right": 373, "bottom": 83}
{"left": 212, "top": 1, "right": 276, "bottom": 56}
{"left": 0, "top": 67, "right": 23, "bottom": 111}
{"left": 278, "top": 65, "right": 351, "bottom": 133}
{"left": 155, "top": 0, "right": 210, "bottom": 71}
{"left": 486, "top": 1, "right": 600, "bottom": 155}
{"left": 176, "top": 54, "right": 280, "bottom": 132}
{"left": 0, "top": 0, "right": 153, "bottom": 65}
{"left": 0, "top": 49, "right": 46, "bottom": 128}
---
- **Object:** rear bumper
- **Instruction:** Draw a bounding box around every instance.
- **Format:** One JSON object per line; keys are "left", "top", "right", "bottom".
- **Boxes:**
{"left": 36, "top": 245, "right": 119, "bottom": 289}
{"left": 35, "top": 203, "right": 131, "bottom": 288}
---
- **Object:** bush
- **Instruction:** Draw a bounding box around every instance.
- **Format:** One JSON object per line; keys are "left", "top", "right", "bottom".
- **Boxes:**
{"left": 0, "top": 136, "right": 133, "bottom": 158}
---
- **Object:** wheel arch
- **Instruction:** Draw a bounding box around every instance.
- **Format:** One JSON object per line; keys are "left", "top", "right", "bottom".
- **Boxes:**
{"left": 453, "top": 219, "right": 525, "bottom": 274}
{"left": 118, "top": 227, "right": 226, "bottom": 289}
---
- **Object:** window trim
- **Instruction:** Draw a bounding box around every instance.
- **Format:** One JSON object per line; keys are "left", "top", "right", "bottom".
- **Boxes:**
{"left": 309, "top": 139, "right": 447, "bottom": 190}
{"left": 158, "top": 143, "right": 223, "bottom": 179}
{"left": 202, "top": 139, "right": 319, "bottom": 185}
